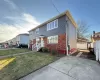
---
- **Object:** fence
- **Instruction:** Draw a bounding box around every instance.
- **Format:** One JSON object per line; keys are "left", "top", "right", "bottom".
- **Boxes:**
{"left": 94, "top": 41, "right": 100, "bottom": 61}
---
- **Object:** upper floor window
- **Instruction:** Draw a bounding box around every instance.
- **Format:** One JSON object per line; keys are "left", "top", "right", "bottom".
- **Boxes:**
{"left": 47, "top": 19, "right": 58, "bottom": 31}
{"left": 35, "top": 28, "right": 39, "bottom": 34}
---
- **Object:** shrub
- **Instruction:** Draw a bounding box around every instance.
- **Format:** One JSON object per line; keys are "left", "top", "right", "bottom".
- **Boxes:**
{"left": 42, "top": 47, "right": 49, "bottom": 52}
{"left": 51, "top": 50, "right": 57, "bottom": 55}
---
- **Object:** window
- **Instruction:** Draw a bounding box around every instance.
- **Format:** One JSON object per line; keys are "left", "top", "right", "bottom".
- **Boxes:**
{"left": 47, "top": 35, "right": 58, "bottom": 44}
{"left": 35, "top": 28, "right": 39, "bottom": 34}
{"left": 47, "top": 19, "right": 58, "bottom": 31}
{"left": 54, "top": 19, "right": 58, "bottom": 28}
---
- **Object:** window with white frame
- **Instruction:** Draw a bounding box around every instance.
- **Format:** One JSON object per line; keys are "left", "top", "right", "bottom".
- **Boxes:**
{"left": 35, "top": 28, "right": 39, "bottom": 34}
{"left": 47, "top": 35, "right": 58, "bottom": 44}
{"left": 47, "top": 19, "right": 58, "bottom": 31}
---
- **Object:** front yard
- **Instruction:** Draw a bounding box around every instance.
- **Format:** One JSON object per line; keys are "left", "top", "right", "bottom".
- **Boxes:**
{"left": 0, "top": 48, "right": 30, "bottom": 56}
{"left": 0, "top": 52, "right": 58, "bottom": 80}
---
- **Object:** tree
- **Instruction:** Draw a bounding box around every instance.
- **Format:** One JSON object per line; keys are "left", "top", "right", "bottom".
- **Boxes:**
{"left": 77, "top": 20, "right": 91, "bottom": 39}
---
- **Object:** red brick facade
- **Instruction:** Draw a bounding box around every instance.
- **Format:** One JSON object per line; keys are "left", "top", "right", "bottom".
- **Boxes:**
{"left": 43, "top": 33, "right": 66, "bottom": 54}
{"left": 33, "top": 39, "right": 36, "bottom": 44}
{"left": 58, "top": 34, "right": 66, "bottom": 50}
{"left": 31, "top": 33, "right": 76, "bottom": 54}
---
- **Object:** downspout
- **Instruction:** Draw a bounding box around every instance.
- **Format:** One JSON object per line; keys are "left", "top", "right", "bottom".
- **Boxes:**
{"left": 66, "top": 19, "right": 70, "bottom": 56}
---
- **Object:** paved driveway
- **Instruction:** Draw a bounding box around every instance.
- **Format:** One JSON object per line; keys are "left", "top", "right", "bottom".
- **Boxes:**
{"left": 20, "top": 56, "right": 100, "bottom": 80}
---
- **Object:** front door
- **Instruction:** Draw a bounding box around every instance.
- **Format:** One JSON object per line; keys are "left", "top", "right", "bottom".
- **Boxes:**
{"left": 36, "top": 37, "right": 40, "bottom": 50}
{"left": 36, "top": 37, "right": 44, "bottom": 51}
{"left": 41, "top": 37, "right": 44, "bottom": 47}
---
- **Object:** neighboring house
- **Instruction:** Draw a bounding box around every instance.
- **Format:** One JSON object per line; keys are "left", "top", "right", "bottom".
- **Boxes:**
{"left": 91, "top": 31, "right": 100, "bottom": 49}
{"left": 77, "top": 38, "right": 88, "bottom": 43}
{"left": 77, "top": 38, "right": 89, "bottom": 49}
{"left": 1, "top": 42, "right": 9, "bottom": 48}
{"left": 29, "top": 10, "right": 77, "bottom": 54}
{"left": 91, "top": 31, "right": 100, "bottom": 42}
{"left": 16, "top": 33, "right": 29, "bottom": 46}
{"left": 7, "top": 37, "right": 16, "bottom": 46}
{"left": 7, "top": 33, "right": 29, "bottom": 47}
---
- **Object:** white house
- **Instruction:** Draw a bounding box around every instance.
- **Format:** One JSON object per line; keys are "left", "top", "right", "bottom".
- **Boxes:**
{"left": 7, "top": 33, "right": 29, "bottom": 47}
{"left": 16, "top": 33, "right": 29, "bottom": 46}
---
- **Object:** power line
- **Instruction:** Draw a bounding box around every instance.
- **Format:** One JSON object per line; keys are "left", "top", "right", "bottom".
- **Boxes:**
{"left": 50, "top": 0, "right": 60, "bottom": 14}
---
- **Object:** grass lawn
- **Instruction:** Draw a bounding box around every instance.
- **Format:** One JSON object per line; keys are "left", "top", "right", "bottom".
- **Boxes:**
{"left": 0, "top": 48, "right": 30, "bottom": 56}
{"left": 0, "top": 52, "right": 58, "bottom": 80}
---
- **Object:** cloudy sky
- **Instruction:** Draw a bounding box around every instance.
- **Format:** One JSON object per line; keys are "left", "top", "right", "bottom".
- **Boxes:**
{"left": 0, "top": 0, "right": 100, "bottom": 42}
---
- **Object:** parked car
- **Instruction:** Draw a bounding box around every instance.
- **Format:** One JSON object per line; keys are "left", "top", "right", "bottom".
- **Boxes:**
{"left": 16, "top": 44, "right": 28, "bottom": 48}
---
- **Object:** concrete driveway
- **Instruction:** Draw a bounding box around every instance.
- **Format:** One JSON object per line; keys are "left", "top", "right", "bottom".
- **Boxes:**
{"left": 20, "top": 56, "right": 100, "bottom": 80}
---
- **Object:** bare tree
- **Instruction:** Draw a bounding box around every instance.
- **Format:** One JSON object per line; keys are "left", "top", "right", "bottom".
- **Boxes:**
{"left": 77, "top": 20, "right": 91, "bottom": 39}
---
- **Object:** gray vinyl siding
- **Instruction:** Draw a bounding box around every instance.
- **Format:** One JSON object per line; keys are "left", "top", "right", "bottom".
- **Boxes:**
{"left": 31, "top": 15, "right": 66, "bottom": 39}
{"left": 68, "top": 20, "right": 77, "bottom": 49}
{"left": 29, "top": 14, "right": 77, "bottom": 49}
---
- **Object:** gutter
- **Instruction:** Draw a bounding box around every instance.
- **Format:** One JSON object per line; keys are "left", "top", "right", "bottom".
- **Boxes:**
{"left": 65, "top": 20, "right": 70, "bottom": 56}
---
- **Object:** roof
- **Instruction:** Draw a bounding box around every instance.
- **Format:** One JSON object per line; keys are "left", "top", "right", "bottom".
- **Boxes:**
{"left": 77, "top": 37, "right": 88, "bottom": 42}
{"left": 18, "top": 33, "right": 29, "bottom": 36}
{"left": 95, "top": 32, "right": 100, "bottom": 35}
{"left": 29, "top": 10, "right": 77, "bottom": 32}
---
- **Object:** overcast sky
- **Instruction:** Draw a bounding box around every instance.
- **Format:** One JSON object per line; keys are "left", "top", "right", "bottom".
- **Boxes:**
{"left": 0, "top": 0, "right": 100, "bottom": 42}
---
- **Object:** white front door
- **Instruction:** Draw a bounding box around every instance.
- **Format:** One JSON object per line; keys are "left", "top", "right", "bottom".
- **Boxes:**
{"left": 36, "top": 37, "right": 40, "bottom": 51}
{"left": 36, "top": 37, "right": 44, "bottom": 51}
{"left": 41, "top": 37, "right": 44, "bottom": 47}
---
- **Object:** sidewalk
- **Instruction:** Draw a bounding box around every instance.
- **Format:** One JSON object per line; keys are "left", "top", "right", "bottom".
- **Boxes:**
{"left": 20, "top": 56, "right": 100, "bottom": 80}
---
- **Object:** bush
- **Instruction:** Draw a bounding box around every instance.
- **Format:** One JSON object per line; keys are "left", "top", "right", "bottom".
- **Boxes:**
{"left": 51, "top": 50, "right": 57, "bottom": 55}
{"left": 42, "top": 47, "right": 49, "bottom": 52}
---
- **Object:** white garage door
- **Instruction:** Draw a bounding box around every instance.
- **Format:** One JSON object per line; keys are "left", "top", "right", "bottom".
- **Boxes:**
{"left": 77, "top": 43, "right": 87, "bottom": 49}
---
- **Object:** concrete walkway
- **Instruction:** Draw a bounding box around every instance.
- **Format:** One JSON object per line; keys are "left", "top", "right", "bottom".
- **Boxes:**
{"left": 20, "top": 56, "right": 100, "bottom": 80}
{"left": 76, "top": 52, "right": 83, "bottom": 57}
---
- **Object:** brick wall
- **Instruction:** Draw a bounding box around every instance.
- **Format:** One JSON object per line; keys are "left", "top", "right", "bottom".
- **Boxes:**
{"left": 58, "top": 34, "right": 66, "bottom": 50}
{"left": 44, "top": 33, "right": 66, "bottom": 54}
{"left": 33, "top": 39, "right": 36, "bottom": 44}
{"left": 30, "top": 33, "right": 76, "bottom": 54}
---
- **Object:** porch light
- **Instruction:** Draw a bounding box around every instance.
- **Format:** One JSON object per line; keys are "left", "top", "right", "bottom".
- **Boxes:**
{"left": 39, "top": 35, "right": 46, "bottom": 38}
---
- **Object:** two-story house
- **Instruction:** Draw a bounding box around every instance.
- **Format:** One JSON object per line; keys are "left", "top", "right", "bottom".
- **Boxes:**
{"left": 29, "top": 10, "right": 77, "bottom": 55}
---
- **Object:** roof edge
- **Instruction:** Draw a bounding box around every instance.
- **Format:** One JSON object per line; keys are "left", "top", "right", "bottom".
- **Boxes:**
{"left": 66, "top": 11, "right": 77, "bottom": 28}
{"left": 29, "top": 10, "right": 77, "bottom": 32}
{"left": 29, "top": 11, "right": 67, "bottom": 32}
